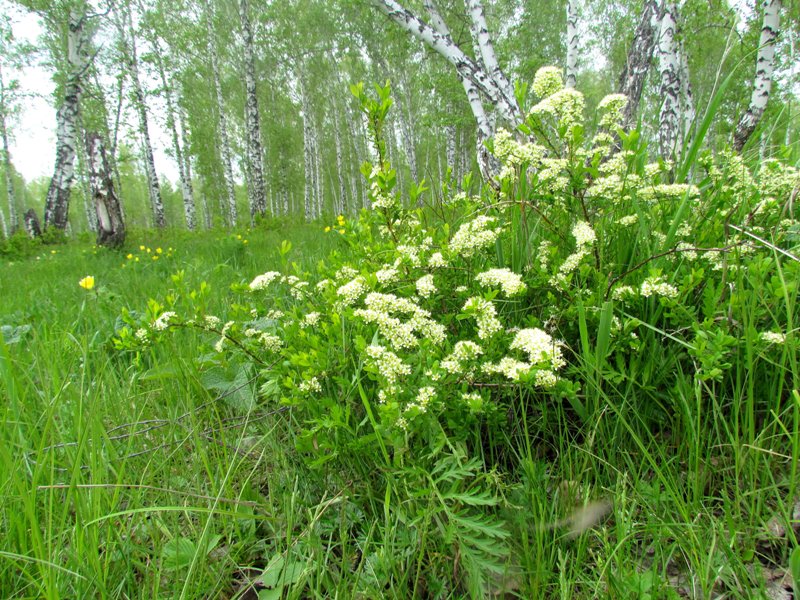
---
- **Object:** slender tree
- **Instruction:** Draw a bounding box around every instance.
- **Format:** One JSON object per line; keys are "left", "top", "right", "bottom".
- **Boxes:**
{"left": 205, "top": 0, "right": 237, "bottom": 227}
{"left": 43, "top": 8, "right": 90, "bottom": 230}
{"left": 0, "top": 61, "right": 17, "bottom": 233}
{"left": 239, "top": 0, "right": 267, "bottom": 220}
{"left": 618, "top": 0, "right": 664, "bottom": 129}
{"left": 112, "top": 0, "right": 165, "bottom": 227}
{"left": 86, "top": 132, "right": 125, "bottom": 246}
{"left": 656, "top": 1, "right": 681, "bottom": 158}
{"left": 565, "top": 0, "right": 579, "bottom": 88}
{"left": 733, "top": 0, "right": 782, "bottom": 152}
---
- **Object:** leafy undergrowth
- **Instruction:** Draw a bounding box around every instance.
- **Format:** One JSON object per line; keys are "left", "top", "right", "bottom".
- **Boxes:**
{"left": 2, "top": 73, "right": 800, "bottom": 599}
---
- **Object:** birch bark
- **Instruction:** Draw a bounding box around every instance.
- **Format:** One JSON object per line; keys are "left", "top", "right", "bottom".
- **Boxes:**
{"left": 565, "top": 1, "right": 579, "bottom": 88}
{"left": 239, "top": 0, "right": 267, "bottom": 219}
{"left": 44, "top": 9, "right": 89, "bottom": 230}
{"left": 113, "top": 2, "right": 165, "bottom": 228}
{"left": 86, "top": 133, "right": 125, "bottom": 247}
{"left": 617, "top": 0, "right": 664, "bottom": 129}
{"left": 0, "top": 62, "right": 16, "bottom": 233}
{"left": 144, "top": 29, "right": 197, "bottom": 230}
{"left": 206, "top": 2, "right": 238, "bottom": 227}
{"left": 657, "top": 2, "right": 681, "bottom": 158}
{"left": 733, "top": 0, "right": 782, "bottom": 152}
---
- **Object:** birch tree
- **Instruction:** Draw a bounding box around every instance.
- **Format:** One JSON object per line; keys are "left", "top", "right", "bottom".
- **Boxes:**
{"left": 618, "top": 0, "right": 664, "bottom": 129}
{"left": 0, "top": 60, "right": 17, "bottom": 234}
{"left": 372, "top": 0, "right": 521, "bottom": 179}
{"left": 112, "top": 0, "right": 165, "bottom": 227}
{"left": 656, "top": 1, "right": 680, "bottom": 158}
{"left": 733, "top": 0, "right": 782, "bottom": 152}
{"left": 86, "top": 132, "right": 125, "bottom": 247}
{"left": 43, "top": 7, "right": 90, "bottom": 230}
{"left": 205, "top": 1, "right": 238, "bottom": 227}
{"left": 239, "top": 0, "right": 268, "bottom": 220}
{"left": 136, "top": 2, "right": 197, "bottom": 230}
{"left": 565, "top": 0, "right": 579, "bottom": 88}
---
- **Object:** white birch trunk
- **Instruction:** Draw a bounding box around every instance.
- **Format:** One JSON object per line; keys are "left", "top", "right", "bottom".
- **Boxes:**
{"left": 618, "top": 0, "right": 664, "bottom": 129}
{"left": 0, "top": 63, "right": 17, "bottom": 233}
{"left": 113, "top": 2, "right": 165, "bottom": 228}
{"left": 146, "top": 31, "right": 196, "bottom": 230}
{"left": 372, "top": 0, "right": 522, "bottom": 125}
{"left": 86, "top": 132, "right": 125, "bottom": 247}
{"left": 44, "top": 9, "right": 89, "bottom": 230}
{"left": 678, "top": 33, "right": 695, "bottom": 145}
{"left": 423, "top": 0, "right": 497, "bottom": 179}
{"left": 239, "top": 0, "right": 267, "bottom": 220}
{"left": 301, "top": 82, "right": 314, "bottom": 221}
{"left": 206, "top": 4, "right": 238, "bottom": 227}
{"left": 657, "top": 2, "right": 681, "bottom": 158}
{"left": 333, "top": 110, "right": 348, "bottom": 215}
{"left": 566, "top": 1, "right": 579, "bottom": 88}
{"left": 733, "top": 0, "right": 781, "bottom": 152}
{"left": 446, "top": 125, "right": 456, "bottom": 174}
{"left": 465, "top": 0, "right": 516, "bottom": 106}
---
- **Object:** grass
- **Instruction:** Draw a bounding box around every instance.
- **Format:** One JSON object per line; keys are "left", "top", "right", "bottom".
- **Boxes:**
{"left": 0, "top": 218, "right": 798, "bottom": 599}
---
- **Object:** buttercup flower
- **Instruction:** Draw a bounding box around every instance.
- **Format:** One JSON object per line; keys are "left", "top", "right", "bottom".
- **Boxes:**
{"left": 78, "top": 276, "right": 95, "bottom": 290}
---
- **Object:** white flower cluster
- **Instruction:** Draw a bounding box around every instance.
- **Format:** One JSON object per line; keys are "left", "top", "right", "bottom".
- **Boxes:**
{"left": 298, "top": 377, "right": 322, "bottom": 393}
{"left": 249, "top": 272, "right": 309, "bottom": 299}
{"left": 611, "top": 285, "right": 636, "bottom": 301}
{"left": 355, "top": 292, "right": 446, "bottom": 349}
{"left": 482, "top": 357, "right": 531, "bottom": 381}
{"left": 475, "top": 268, "right": 527, "bottom": 297}
{"left": 529, "top": 88, "right": 585, "bottom": 131}
{"left": 532, "top": 66, "right": 564, "bottom": 98}
{"left": 336, "top": 276, "right": 368, "bottom": 307}
{"left": 258, "top": 333, "right": 283, "bottom": 352}
{"left": 441, "top": 340, "right": 484, "bottom": 375}
{"left": 494, "top": 128, "right": 546, "bottom": 174}
{"left": 449, "top": 216, "right": 503, "bottom": 257}
{"left": 427, "top": 252, "right": 447, "bottom": 268}
{"left": 639, "top": 184, "right": 700, "bottom": 203}
{"left": 376, "top": 265, "right": 399, "bottom": 285}
{"left": 416, "top": 274, "right": 436, "bottom": 298}
{"left": 617, "top": 214, "right": 638, "bottom": 227}
{"left": 153, "top": 311, "right": 177, "bottom": 331}
{"left": 249, "top": 271, "right": 282, "bottom": 291}
{"left": 204, "top": 315, "right": 221, "bottom": 328}
{"left": 396, "top": 244, "right": 422, "bottom": 267}
{"left": 135, "top": 328, "right": 149, "bottom": 342}
{"left": 760, "top": 331, "right": 786, "bottom": 344}
{"left": 335, "top": 266, "right": 359, "bottom": 281}
{"left": 597, "top": 93, "right": 628, "bottom": 129}
{"left": 364, "top": 344, "right": 411, "bottom": 388}
{"left": 369, "top": 166, "right": 397, "bottom": 210}
{"left": 640, "top": 276, "right": 679, "bottom": 299}
{"left": 510, "top": 328, "right": 565, "bottom": 369}
{"left": 463, "top": 297, "right": 503, "bottom": 339}
{"left": 550, "top": 221, "right": 596, "bottom": 289}
{"left": 405, "top": 386, "right": 436, "bottom": 415}
{"left": 302, "top": 312, "right": 321, "bottom": 327}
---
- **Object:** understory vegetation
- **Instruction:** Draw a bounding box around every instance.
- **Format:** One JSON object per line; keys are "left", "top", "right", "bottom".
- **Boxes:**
{"left": 2, "top": 73, "right": 800, "bottom": 599}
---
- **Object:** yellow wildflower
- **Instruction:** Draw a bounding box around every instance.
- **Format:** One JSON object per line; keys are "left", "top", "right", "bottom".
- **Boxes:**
{"left": 126, "top": 253, "right": 134, "bottom": 259}
{"left": 139, "top": 245, "right": 145, "bottom": 251}
{"left": 156, "top": 247, "right": 163, "bottom": 254}
{"left": 78, "top": 276, "right": 95, "bottom": 290}
{"left": 324, "top": 226, "right": 331, "bottom": 232}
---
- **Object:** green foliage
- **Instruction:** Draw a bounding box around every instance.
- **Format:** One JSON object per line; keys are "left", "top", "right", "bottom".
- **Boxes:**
{"left": 118, "top": 77, "right": 800, "bottom": 597}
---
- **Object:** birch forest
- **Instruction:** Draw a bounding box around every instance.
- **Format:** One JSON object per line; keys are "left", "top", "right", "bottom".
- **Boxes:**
{"left": 0, "top": 0, "right": 798, "bottom": 235}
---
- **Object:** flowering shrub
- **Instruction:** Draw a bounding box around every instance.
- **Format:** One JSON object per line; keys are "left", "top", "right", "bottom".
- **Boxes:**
{"left": 115, "top": 73, "right": 799, "bottom": 596}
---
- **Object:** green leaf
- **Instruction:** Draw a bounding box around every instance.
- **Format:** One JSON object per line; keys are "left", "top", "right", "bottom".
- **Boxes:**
{"left": 790, "top": 545, "right": 800, "bottom": 597}
{"left": 0, "top": 324, "right": 31, "bottom": 345}
{"left": 161, "top": 537, "right": 197, "bottom": 570}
